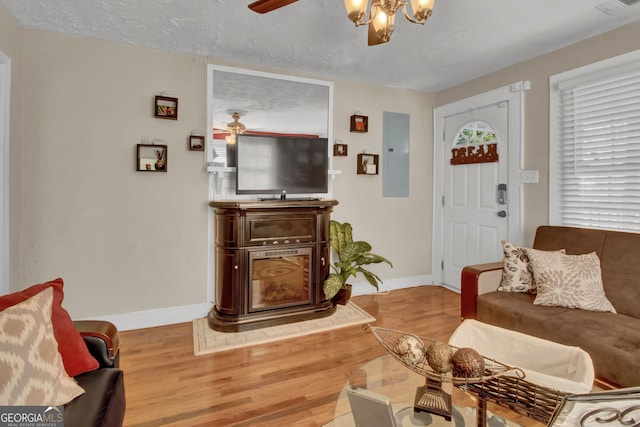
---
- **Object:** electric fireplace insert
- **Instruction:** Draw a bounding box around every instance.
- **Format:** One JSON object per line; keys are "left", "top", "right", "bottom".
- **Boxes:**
{"left": 249, "top": 247, "right": 312, "bottom": 312}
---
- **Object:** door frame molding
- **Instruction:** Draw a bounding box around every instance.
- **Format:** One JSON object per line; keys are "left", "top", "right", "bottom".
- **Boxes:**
{"left": 432, "top": 82, "right": 526, "bottom": 287}
{"left": 0, "top": 51, "right": 10, "bottom": 295}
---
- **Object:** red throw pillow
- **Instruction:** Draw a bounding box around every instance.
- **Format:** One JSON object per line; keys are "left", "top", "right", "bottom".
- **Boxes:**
{"left": 0, "top": 278, "right": 99, "bottom": 377}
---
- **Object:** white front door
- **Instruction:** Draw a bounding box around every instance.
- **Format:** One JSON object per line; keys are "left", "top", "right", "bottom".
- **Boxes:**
{"left": 442, "top": 104, "right": 508, "bottom": 287}
{"left": 433, "top": 83, "right": 525, "bottom": 290}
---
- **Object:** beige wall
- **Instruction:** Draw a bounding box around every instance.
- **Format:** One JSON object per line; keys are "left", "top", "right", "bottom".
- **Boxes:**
{"left": 331, "top": 81, "right": 434, "bottom": 285}
{"left": 6, "top": 12, "right": 434, "bottom": 323}
{"left": 436, "top": 20, "right": 640, "bottom": 244}
{"left": 18, "top": 30, "right": 210, "bottom": 318}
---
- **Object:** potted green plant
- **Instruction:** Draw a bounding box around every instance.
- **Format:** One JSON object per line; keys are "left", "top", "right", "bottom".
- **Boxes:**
{"left": 323, "top": 220, "right": 393, "bottom": 304}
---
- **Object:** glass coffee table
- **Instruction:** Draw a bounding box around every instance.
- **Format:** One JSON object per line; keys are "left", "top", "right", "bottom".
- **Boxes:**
{"left": 332, "top": 354, "right": 520, "bottom": 427}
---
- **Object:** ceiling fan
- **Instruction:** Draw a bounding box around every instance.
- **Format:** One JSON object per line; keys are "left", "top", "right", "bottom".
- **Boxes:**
{"left": 213, "top": 110, "right": 322, "bottom": 142}
{"left": 247, "top": 0, "right": 382, "bottom": 45}
{"left": 248, "top": 0, "right": 435, "bottom": 46}
{"left": 248, "top": 0, "right": 298, "bottom": 14}
{"left": 213, "top": 111, "right": 250, "bottom": 142}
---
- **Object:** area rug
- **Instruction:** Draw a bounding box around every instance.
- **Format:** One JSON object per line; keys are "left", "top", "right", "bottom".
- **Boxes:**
{"left": 192, "top": 302, "right": 375, "bottom": 356}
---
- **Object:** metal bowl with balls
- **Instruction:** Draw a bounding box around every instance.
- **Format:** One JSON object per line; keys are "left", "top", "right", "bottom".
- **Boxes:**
{"left": 367, "top": 325, "right": 523, "bottom": 383}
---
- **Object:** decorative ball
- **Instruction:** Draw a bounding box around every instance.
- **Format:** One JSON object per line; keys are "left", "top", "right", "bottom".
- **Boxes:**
{"left": 396, "top": 334, "right": 425, "bottom": 366}
{"left": 452, "top": 347, "right": 484, "bottom": 378}
{"left": 426, "top": 341, "right": 453, "bottom": 373}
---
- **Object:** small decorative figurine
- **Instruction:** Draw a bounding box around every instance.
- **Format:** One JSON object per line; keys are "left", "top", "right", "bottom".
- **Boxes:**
{"left": 155, "top": 149, "right": 166, "bottom": 170}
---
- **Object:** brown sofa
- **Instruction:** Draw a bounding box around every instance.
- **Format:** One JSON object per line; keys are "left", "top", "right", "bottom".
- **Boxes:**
{"left": 461, "top": 225, "right": 640, "bottom": 388}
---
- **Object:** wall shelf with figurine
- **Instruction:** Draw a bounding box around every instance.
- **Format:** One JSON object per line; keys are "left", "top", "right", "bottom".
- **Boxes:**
{"left": 357, "top": 153, "right": 379, "bottom": 175}
{"left": 333, "top": 143, "right": 348, "bottom": 157}
{"left": 189, "top": 135, "right": 205, "bottom": 151}
{"left": 137, "top": 144, "right": 168, "bottom": 172}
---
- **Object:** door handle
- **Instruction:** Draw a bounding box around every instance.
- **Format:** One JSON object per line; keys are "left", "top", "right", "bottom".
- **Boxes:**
{"left": 497, "top": 210, "right": 507, "bottom": 218}
{"left": 497, "top": 184, "right": 507, "bottom": 205}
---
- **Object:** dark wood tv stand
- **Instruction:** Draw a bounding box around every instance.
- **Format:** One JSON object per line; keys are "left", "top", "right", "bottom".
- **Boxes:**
{"left": 208, "top": 199, "right": 339, "bottom": 332}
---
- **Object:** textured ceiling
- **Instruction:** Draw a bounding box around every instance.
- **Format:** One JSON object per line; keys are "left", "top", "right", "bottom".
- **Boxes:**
{"left": 2, "top": 0, "right": 640, "bottom": 93}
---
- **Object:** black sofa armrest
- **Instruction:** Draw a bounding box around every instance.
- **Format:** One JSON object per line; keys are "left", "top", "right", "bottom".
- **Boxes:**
{"left": 74, "top": 320, "right": 120, "bottom": 368}
{"left": 65, "top": 369, "right": 126, "bottom": 427}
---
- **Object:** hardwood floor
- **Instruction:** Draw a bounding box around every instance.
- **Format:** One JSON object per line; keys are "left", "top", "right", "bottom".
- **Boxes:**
{"left": 119, "top": 286, "right": 541, "bottom": 427}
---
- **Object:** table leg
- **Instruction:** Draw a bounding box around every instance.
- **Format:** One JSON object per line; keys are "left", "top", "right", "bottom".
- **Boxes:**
{"left": 477, "top": 397, "right": 487, "bottom": 427}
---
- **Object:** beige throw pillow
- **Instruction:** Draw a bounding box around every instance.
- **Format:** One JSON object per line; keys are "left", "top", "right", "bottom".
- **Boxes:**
{"left": 527, "top": 249, "right": 616, "bottom": 313}
{"left": 498, "top": 241, "right": 536, "bottom": 293}
{"left": 0, "top": 288, "right": 85, "bottom": 405}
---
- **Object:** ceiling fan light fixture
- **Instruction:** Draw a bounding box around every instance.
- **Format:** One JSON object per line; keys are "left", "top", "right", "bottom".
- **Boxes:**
{"left": 345, "top": 0, "right": 434, "bottom": 44}
{"left": 345, "top": 0, "right": 367, "bottom": 25}
{"left": 409, "top": 0, "right": 434, "bottom": 22}
{"left": 226, "top": 112, "right": 247, "bottom": 135}
{"left": 372, "top": 8, "right": 395, "bottom": 42}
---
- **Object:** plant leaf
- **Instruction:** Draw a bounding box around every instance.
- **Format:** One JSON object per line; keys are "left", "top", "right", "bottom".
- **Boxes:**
{"left": 343, "top": 222, "right": 353, "bottom": 245}
{"left": 330, "top": 220, "right": 346, "bottom": 255}
{"left": 340, "top": 241, "right": 371, "bottom": 264}
{"left": 323, "top": 273, "right": 344, "bottom": 300}
{"left": 356, "top": 253, "right": 393, "bottom": 267}
{"left": 358, "top": 269, "right": 380, "bottom": 290}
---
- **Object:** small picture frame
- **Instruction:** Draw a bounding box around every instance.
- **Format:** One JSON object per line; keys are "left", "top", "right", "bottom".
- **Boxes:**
{"left": 350, "top": 114, "right": 368, "bottom": 133}
{"left": 333, "top": 143, "right": 348, "bottom": 157}
{"left": 154, "top": 96, "right": 178, "bottom": 120}
{"left": 189, "top": 135, "right": 205, "bottom": 151}
{"left": 357, "top": 153, "right": 379, "bottom": 175}
{"left": 137, "top": 144, "right": 168, "bottom": 172}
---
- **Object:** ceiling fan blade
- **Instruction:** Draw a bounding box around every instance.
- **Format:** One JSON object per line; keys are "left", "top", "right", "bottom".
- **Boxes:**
{"left": 368, "top": 22, "right": 387, "bottom": 46}
{"left": 248, "top": 0, "right": 299, "bottom": 14}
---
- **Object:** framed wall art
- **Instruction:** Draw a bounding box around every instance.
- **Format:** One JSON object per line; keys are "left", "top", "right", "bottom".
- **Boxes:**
{"left": 137, "top": 144, "right": 168, "bottom": 172}
{"left": 154, "top": 95, "right": 178, "bottom": 120}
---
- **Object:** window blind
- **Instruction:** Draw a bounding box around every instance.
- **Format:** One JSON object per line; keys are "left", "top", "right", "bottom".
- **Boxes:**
{"left": 557, "top": 69, "right": 640, "bottom": 231}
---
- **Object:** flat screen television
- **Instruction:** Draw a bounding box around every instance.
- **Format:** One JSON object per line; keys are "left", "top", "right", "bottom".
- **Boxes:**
{"left": 235, "top": 134, "right": 329, "bottom": 197}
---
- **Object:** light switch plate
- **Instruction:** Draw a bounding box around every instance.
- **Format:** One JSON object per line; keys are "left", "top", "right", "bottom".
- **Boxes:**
{"left": 520, "top": 170, "right": 539, "bottom": 184}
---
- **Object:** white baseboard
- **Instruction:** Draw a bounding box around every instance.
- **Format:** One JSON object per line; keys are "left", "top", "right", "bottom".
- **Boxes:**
{"left": 439, "top": 282, "right": 461, "bottom": 294}
{"left": 350, "top": 275, "right": 434, "bottom": 296}
{"left": 81, "top": 302, "right": 212, "bottom": 332}
{"left": 85, "top": 276, "right": 435, "bottom": 331}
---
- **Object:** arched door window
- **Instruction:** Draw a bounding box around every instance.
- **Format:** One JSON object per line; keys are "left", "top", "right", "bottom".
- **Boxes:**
{"left": 454, "top": 120, "right": 497, "bottom": 146}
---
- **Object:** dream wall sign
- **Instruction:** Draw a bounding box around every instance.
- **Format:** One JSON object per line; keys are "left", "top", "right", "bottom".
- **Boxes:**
{"left": 450, "top": 142, "right": 499, "bottom": 165}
